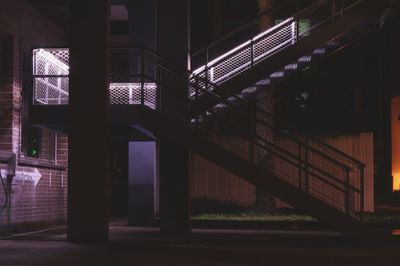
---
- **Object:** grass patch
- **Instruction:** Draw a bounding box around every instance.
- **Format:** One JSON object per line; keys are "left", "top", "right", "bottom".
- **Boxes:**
{"left": 191, "top": 197, "right": 316, "bottom": 222}
{"left": 363, "top": 211, "right": 400, "bottom": 224}
{"left": 192, "top": 211, "right": 316, "bottom": 222}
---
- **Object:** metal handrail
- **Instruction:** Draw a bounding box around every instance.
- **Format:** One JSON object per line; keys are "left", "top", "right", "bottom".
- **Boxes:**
{"left": 126, "top": 47, "right": 364, "bottom": 174}
{"left": 30, "top": 45, "right": 365, "bottom": 219}
{"left": 191, "top": 84, "right": 364, "bottom": 168}
{"left": 188, "top": 74, "right": 360, "bottom": 180}
{"left": 191, "top": 0, "right": 361, "bottom": 84}
{"left": 189, "top": 0, "right": 370, "bottom": 167}
{"left": 197, "top": 106, "right": 361, "bottom": 193}
{"left": 113, "top": 48, "right": 362, "bottom": 177}
{"left": 190, "top": 66, "right": 364, "bottom": 170}
{"left": 190, "top": 99, "right": 362, "bottom": 219}
{"left": 189, "top": 83, "right": 356, "bottom": 172}
{"left": 30, "top": 45, "right": 364, "bottom": 167}
{"left": 192, "top": 0, "right": 303, "bottom": 59}
{"left": 190, "top": 0, "right": 373, "bottom": 87}
{"left": 186, "top": 90, "right": 362, "bottom": 217}
{"left": 117, "top": 48, "right": 363, "bottom": 177}
{"left": 138, "top": 49, "right": 356, "bottom": 180}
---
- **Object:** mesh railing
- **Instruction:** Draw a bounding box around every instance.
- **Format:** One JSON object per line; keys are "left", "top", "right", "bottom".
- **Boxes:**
{"left": 109, "top": 83, "right": 157, "bottom": 109}
{"left": 190, "top": 0, "right": 363, "bottom": 94}
{"left": 32, "top": 48, "right": 158, "bottom": 109}
{"left": 186, "top": 0, "right": 373, "bottom": 219}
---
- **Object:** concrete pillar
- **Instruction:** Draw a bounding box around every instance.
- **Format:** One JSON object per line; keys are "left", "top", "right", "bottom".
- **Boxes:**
{"left": 157, "top": 0, "right": 191, "bottom": 234}
{"left": 68, "top": 0, "right": 110, "bottom": 242}
{"left": 126, "top": 0, "right": 157, "bottom": 226}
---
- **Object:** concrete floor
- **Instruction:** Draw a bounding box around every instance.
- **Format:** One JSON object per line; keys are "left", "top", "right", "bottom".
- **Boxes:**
{"left": 0, "top": 224, "right": 399, "bottom": 266}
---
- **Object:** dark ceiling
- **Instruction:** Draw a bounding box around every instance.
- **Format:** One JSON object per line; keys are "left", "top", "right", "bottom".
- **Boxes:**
{"left": 27, "top": 0, "right": 259, "bottom": 50}
{"left": 28, "top": 0, "right": 130, "bottom": 31}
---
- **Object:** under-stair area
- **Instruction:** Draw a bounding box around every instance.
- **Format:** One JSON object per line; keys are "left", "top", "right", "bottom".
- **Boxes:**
{"left": 28, "top": 0, "right": 389, "bottom": 241}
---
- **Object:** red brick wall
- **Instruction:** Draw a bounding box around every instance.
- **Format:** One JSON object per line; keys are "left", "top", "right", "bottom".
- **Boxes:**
{"left": 0, "top": 0, "right": 68, "bottom": 231}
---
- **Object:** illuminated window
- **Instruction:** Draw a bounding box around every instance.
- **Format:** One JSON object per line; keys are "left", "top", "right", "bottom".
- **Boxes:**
{"left": 276, "top": 19, "right": 310, "bottom": 36}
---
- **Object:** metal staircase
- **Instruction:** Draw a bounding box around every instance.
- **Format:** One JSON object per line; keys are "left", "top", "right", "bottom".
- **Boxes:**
{"left": 189, "top": 0, "right": 386, "bottom": 112}
{"left": 31, "top": 46, "right": 367, "bottom": 239}
{"left": 28, "top": 0, "right": 388, "bottom": 240}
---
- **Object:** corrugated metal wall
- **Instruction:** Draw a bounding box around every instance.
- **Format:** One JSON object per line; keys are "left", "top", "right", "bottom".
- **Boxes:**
{"left": 189, "top": 134, "right": 374, "bottom": 212}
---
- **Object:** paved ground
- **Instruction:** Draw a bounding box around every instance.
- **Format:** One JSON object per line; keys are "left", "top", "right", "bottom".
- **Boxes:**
{"left": 0, "top": 225, "right": 399, "bottom": 266}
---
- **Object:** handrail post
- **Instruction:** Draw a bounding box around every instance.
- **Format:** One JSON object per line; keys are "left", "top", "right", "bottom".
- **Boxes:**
{"left": 196, "top": 77, "right": 200, "bottom": 101}
{"left": 304, "top": 138, "right": 309, "bottom": 193}
{"left": 195, "top": 77, "right": 199, "bottom": 125}
{"left": 249, "top": 105, "right": 256, "bottom": 164}
{"left": 340, "top": 0, "right": 344, "bottom": 17}
{"left": 249, "top": 139, "right": 254, "bottom": 164}
{"left": 205, "top": 49, "right": 209, "bottom": 93}
{"left": 345, "top": 169, "right": 350, "bottom": 214}
{"left": 298, "top": 142, "right": 302, "bottom": 189}
{"left": 140, "top": 48, "right": 145, "bottom": 106}
{"left": 296, "top": 0, "right": 300, "bottom": 43}
{"left": 250, "top": 19, "right": 254, "bottom": 69}
{"left": 332, "top": 0, "right": 336, "bottom": 21}
{"left": 156, "top": 66, "right": 161, "bottom": 111}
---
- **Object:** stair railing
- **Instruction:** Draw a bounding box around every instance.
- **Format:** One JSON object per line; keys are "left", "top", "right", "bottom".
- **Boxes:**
{"left": 188, "top": 79, "right": 365, "bottom": 220}
{"left": 190, "top": 0, "right": 364, "bottom": 89}
{"left": 130, "top": 47, "right": 366, "bottom": 221}
{"left": 190, "top": 92, "right": 364, "bottom": 221}
{"left": 29, "top": 46, "right": 366, "bottom": 222}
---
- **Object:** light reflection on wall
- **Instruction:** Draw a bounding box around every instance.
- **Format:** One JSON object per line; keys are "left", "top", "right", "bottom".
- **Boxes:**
{"left": 392, "top": 96, "right": 400, "bottom": 191}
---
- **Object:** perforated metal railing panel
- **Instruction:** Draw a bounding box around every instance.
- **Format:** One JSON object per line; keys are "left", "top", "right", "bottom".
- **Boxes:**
{"left": 191, "top": 18, "right": 296, "bottom": 90}
{"left": 109, "top": 83, "right": 157, "bottom": 109}
{"left": 32, "top": 49, "right": 158, "bottom": 109}
{"left": 190, "top": 0, "right": 364, "bottom": 94}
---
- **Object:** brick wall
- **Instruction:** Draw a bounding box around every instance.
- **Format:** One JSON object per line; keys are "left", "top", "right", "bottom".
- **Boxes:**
{"left": 0, "top": 0, "right": 68, "bottom": 232}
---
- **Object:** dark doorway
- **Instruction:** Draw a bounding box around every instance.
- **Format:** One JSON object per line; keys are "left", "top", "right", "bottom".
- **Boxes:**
{"left": 111, "top": 143, "right": 129, "bottom": 216}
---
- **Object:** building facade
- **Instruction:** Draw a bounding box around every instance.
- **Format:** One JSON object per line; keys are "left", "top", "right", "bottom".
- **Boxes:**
{"left": 0, "top": 0, "right": 399, "bottom": 240}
